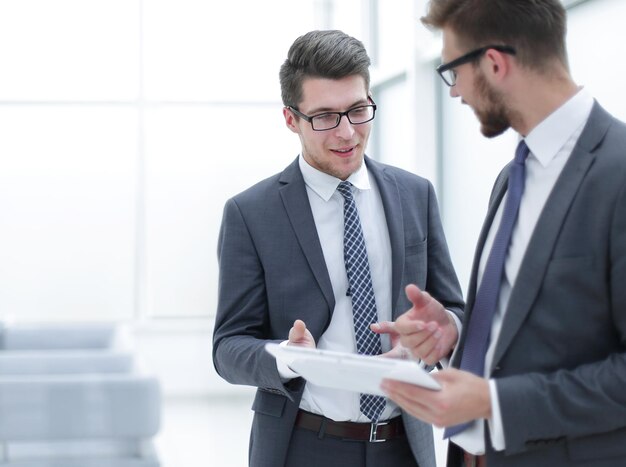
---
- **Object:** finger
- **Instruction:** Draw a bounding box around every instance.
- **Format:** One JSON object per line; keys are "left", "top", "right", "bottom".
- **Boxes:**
{"left": 379, "top": 347, "right": 403, "bottom": 359}
{"left": 395, "top": 312, "right": 424, "bottom": 332}
{"left": 421, "top": 292, "right": 449, "bottom": 325}
{"left": 419, "top": 346, "right": 442, "bottom": 366}
{"left": 370, "top": 321, "right": 396, "bottom": 334}
{"left": 405, "top": 285, "right": 448, "bottom": 324}
{"left": 421, "top": 290, "right": 433, "bottom": 301}
{"left": 398, "top": 324, "right": 437, "bottom": 348}
{"left": 381, "top": 380, "right": 435, "bottom": 420}
{"left": 413, "top": 335, "right": 441, "bottom": 364}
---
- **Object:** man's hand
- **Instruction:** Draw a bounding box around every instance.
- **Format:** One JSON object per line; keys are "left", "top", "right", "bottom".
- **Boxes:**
{"left": 287, "top": 319, "right": 316, "bottom": 348}
{"left": 381, "top": 368, "right": 491, "bottom": 428}
{"left": 391, "top": 284, "right": 459, "bottom": 365}
{"left": 369, "top": 321, "right": 411, "bottom": 359}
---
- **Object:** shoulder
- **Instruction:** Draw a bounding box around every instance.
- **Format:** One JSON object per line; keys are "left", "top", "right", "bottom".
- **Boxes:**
{"left": 581, "top": 104, "right": 626, "bottom": 183}
{"left": 228, "top": 158, "right": 300, "bottom": 208}
{"left": 365, "top": 156, "right": 432, "bottom": 190}
{"left": 585, "top": 102, "right": 626, "bottom": 158}
{"left": 230, "top": 172, "right": 282, "bottom": 205}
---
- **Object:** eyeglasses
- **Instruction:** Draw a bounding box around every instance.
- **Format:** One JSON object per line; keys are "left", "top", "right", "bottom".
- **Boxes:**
{"left": 287, "top": 98, "right": 377, "bottom": 131}
{"left": 436, "top": 45, "right": 516, "bottom": 87}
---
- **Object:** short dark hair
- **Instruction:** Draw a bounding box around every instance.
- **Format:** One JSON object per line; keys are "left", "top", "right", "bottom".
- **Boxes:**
{"left": 279, "top": 30, "right": 371, "bottom": 107}
{"left": 421, "top": 0, "right": 569, "bottom": 72}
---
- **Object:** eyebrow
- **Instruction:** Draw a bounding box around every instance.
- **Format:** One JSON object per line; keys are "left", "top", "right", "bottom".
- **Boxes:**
{"left": 306, "top": 98, "right": 369, "bottom": 115}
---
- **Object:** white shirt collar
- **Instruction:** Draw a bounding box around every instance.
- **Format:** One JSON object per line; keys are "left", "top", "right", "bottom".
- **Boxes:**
{"left": 298, "top": 155, "right": 372, "bottom": 202}
{"left": 523, "top": 87, "right": 594, "bottom": 167}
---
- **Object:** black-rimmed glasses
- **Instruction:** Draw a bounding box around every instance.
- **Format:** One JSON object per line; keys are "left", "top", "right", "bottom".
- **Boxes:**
{"left": 287, "top": 98, "right": 377, "bottom": 131}
{"left": 437, "top": 45, "right": 516, "bottom": 87}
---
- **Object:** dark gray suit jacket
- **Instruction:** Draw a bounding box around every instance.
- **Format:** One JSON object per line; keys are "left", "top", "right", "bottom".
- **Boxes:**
{"left": 448, "top": 102, "right": 626, "bottom": 467}
{"left": 213, "top": 156, "right": 463, "bottom": 467}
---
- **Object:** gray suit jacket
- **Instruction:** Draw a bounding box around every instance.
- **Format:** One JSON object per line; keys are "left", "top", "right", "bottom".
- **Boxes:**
{"left": 448, "top": 102, "right": 626, "bottom": 467}
{"left": 213, "top": 156, "right": 463, "bottom": 467}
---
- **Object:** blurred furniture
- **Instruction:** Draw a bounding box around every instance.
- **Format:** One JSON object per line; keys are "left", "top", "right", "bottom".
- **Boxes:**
{"left": 0, "top": 322, "right": 161, "bottom": 467}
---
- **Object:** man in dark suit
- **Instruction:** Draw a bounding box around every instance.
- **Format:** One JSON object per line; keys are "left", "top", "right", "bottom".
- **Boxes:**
{"left": 379, "top": 1, "right": 626, "bottom": 466}
{"left": 213, "top": 30, "right": 463, "bottom": 467}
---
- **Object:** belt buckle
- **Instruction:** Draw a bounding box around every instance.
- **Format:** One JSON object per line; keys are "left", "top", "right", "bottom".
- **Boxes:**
{"left": 369, "top": 420, "right": 389, "bottom": 443}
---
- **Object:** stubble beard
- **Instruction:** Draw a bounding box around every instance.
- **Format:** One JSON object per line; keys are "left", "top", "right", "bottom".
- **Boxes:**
{"left": 474, "top": 70, "right": 512, "bottom": 138}
{"left": 302, "top": 145, "right": 365, "bottom": 181}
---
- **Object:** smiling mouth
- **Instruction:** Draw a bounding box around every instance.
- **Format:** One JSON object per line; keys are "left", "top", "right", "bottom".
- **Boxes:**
{"left": 331, "top": 146, "right": 356, "bottom": 154}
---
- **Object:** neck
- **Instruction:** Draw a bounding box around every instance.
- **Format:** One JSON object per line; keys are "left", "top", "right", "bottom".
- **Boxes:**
{"left": 507, "top": 68, "right": 579, "bottom": 136}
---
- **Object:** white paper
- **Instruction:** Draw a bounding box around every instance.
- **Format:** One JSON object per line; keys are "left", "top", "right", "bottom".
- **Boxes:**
{"left": 265, "top": 343, "right": 440, "bottom": 396}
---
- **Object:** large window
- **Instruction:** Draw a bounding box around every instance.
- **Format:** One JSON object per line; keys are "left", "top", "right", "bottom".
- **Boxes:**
{"left": 0, "top": 1, "right": 314, "bottom": 321}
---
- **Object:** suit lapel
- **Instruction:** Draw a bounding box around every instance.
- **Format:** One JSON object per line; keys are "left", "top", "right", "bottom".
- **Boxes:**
{"left": 490, "top": 103, "right": 610, "bottom": 370}
{"left": 277, "top": 156, "right": 410, "bottom": 321}
{"left": 366, "top": 157, "right": 405, "bottom": 318}
{"left": 279, "top": 158, "right": 335, "bottom": 312}
{"left": 468, "top": 170, "right": 509, "bottom": 311}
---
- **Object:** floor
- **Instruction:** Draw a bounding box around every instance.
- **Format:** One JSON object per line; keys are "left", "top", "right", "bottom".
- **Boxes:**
{"left": 155, "top": 395, "right": 448, "bottom": 467}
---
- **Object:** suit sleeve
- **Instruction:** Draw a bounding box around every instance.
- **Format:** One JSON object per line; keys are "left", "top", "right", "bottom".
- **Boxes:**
{"left": 212, "top": 197, "right": 303, "bottom": 399}
{"left": 424, "top": 181, "right": 464, "bottom": 321}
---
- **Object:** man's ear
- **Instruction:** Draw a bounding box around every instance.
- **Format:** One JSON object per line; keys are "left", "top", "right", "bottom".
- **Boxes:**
{"left": 483, "top": 48, "right": 511, "bottom": 83}
{"left": 283, "top": 107, "right": 299, "bottom": 134}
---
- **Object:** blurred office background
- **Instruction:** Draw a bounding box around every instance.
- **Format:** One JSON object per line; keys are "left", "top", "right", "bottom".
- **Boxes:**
{"left": 0, "top": 0, "right": 624, "bottom": 465}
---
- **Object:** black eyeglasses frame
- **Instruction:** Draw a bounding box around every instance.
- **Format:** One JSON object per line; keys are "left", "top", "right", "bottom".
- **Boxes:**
{"left": 436, "top": 45, "right": 516, "bottom": 87}
{"left": 287, "top": 97, "right": 377, "bottom": 131}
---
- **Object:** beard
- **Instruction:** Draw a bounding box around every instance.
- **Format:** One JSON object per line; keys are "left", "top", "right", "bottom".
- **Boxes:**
{"left": 473, "top": 70, "right": 511, "bottom": 138}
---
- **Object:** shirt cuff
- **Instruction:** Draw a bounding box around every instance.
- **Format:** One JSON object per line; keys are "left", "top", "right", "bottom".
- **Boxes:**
{"left": 276, "top": 340, "right": 300, "bottom": 380}
{"left": 487, "top": 379, "right": 506, "bottom": 451}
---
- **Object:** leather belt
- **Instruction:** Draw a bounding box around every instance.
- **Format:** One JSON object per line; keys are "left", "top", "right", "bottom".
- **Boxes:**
{"left": 294, "top": 410, "right": 405, "bottom": 443}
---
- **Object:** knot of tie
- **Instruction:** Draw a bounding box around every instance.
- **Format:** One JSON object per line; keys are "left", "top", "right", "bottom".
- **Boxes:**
{"left": 515, "top": 140, "right": 530, "bottom": 165}
{"left": 336, "top": 180, "right": 353, "bottom": 199}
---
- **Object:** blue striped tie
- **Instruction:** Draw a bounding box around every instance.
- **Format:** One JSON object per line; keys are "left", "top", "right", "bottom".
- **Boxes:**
{"left": 445, "top": 140, "right": 530, "bottom": 438}
{"left": 337, "top": 181, "right": 386, "bottom": 422}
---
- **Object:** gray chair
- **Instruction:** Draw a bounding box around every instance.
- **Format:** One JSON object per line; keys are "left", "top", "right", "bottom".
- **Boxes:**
{"left": 0, "top": 323, "right": 161, "bottom": 467}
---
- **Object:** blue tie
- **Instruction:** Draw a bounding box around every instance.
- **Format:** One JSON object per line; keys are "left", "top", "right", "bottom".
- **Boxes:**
{"left": 337, "top": 181, "right": 386, "bottom": 422}
{"left": 445, "top": 140, "right": 530, "bottom": 438}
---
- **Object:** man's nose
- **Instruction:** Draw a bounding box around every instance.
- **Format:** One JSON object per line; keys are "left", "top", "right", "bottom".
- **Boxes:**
{"left": 334, "top": 114, "right": 356, "bottom": 138}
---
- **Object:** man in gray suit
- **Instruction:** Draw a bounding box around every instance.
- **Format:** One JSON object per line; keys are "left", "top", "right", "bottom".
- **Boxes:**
{"left": 379, "top": 1, "right": 626, "bottom": 466}
{"left": 213, "top": 30, "right": 463, "bottom": 467}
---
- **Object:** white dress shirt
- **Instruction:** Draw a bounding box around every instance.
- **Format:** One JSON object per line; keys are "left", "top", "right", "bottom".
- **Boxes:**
{"left": 452, "top": 88, "right": 595, "bottom": 454}
{"left": 277, "top": 155, "right": 400, "bottom": 422}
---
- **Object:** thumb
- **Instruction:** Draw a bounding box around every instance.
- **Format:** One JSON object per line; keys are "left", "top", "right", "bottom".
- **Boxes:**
{"left": 289, "top": 319, "right": 307, "bottom": 343}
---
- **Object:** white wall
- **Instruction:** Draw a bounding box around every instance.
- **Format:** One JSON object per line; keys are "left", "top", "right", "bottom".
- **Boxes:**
{"left": 567, "top": 0, "right": 626, "bottom": 122}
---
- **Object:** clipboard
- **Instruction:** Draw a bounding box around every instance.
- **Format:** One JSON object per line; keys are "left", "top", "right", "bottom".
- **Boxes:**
{"left": 265, "top": 343, "right": 441, "bottom": 396}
